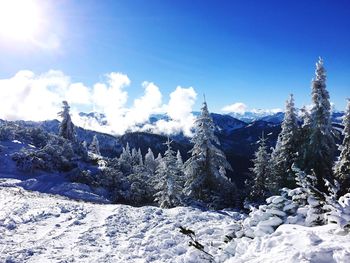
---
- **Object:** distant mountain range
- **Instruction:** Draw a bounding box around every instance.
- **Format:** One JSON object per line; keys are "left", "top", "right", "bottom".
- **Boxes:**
{"left": 2, "top": 110, "right": 344, "bottom": 188}
{"left": 228, "top": 110, "right": 345, "bottom": 124}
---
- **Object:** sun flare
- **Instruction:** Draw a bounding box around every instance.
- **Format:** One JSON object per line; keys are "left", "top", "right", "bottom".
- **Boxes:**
{"left": 0, "top": 0, "right": 42, "bottom": 41}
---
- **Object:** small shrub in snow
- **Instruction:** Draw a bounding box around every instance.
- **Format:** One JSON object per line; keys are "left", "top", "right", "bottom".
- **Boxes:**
{"left": 323, "top": 180, "right": 350, "bottom": 229}
{"left": 12, "top": 136, "right": 78, "bottom": 172}
{"left": 292, "top": 166, "right": 327, "bottom": 226}
{"left": 11, "top": 149, "right": 46, "bottom": 173}
{"left": 179, "top": 226, "right": 215, "bottom": 262}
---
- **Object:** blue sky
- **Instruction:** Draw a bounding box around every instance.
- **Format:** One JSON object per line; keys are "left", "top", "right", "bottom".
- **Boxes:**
{"left": 0, "top": 0, "right": 349, "bottom": 112}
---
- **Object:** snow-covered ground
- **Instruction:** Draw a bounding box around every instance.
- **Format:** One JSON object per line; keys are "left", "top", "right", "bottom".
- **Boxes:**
{"left": 1, "top": 181, "right": 350, "bottom": 262}
{"left": 0, "top": 180, "right": 241, "bottom": 263}
{"left": 228, "top": 224, "right": 350, "bottom": 263}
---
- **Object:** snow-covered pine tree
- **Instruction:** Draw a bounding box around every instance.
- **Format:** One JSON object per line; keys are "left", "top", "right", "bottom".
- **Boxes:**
{"left": 119, "top": 143, "right": 133, "bottom": 174}
{"left": 334, "top": 99, "right": 350, "bottom": 195}
{"left": 89, "top": 135, "right": 101, "bottom": 155}
{"left": 176, "top": 150, "right": 186, "bottom": 189}
{"left": 154, "top": 139, "right": 184, "bottom": 208}
{"left": 144, "top": 148, "right": 157, "bottom": 174}
{"left": 131, "top": 148, "right": 143, "bottom": 166}
{"left": 82, "top": 140, "right": 88, "bottom": 152}
{"left": 137, "top": 148, "right": 143, "bottom": 166}
{"left": 270, "top": 94, "right": 299, "bottom": 192}
{"left": 292, "top": 166, "right": 327, "bottom": 226}
{"left": 301, "top": 58, "right": 336, "bottom": 191}
{"left": 58, "top": 101, "right": 76, "bottom": 142}
{"left": 128, "top": 164, "right": 154, "bottom": 205}
{"left": 183, "top": 100, "right": 234, "bottom": 208}
{"left": 155, "top": 152, "right": 163, "bottom": 167}
{"left": 176, "top": 150, "right": 184, "bottom": 169}
{"left": 247, "top": 133, "right": 271, "bottom": 202}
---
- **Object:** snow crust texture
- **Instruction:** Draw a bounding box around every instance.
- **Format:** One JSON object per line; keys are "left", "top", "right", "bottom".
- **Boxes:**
{"left": 226, "top": 224, "right": 350, "bottom": 263}
{"left": 0, "top": 184, "right": 238, "bottom": 263}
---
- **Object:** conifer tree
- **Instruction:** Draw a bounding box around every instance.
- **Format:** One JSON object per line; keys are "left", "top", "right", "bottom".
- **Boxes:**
{"left": 270, "top": 94, "right": 299, "bottom": 191}
{"left": 183, "top": 100, "right": 233, "bottom": 207}
{"left": 58, "top": 101, "right": 76, "bottom": 142}
{"left": 119, "top": 143, "right": 133, "bottom": 174}
{"left": 155, "top": 152, "right": 163, "bottom": 167}
{"left": 176, "top": 150, "right": 186, "bottom": 188}
{"left": 176, "top": 150, "right": 184, "bottom": 169}
{"left": 293, "top": 166, "right": 327, "bottom": 226}
{"left": 154, "top": 139, "right": 184, "bottom": 208}
{"left": 145, "top": 148, "right": 157, "bottom": 174}
{"left": 137, "top": 148, "right": 143, "bottom": 166}
{"left": 248, "top": 134, "right": 271, "bottom": 202}
{"left": 89, "top": 135, "right": 100, "bottom": 155}
{"left": 334, "top": 99, "right": 350, "bottom": 194}
{"left": 300, "top": 58, "right": 336, "bottom": 190}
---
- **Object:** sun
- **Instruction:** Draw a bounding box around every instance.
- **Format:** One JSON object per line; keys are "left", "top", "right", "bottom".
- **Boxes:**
{"left": 0, "top": 0, "right": 42, "bottom": 41}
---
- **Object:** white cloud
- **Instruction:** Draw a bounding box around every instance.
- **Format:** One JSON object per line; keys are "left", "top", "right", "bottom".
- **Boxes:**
{"left": 157, "top": 86, "right": 197, "bottom": 136}
{"left": 91, "top": 72, "right": 131, "bottom": 134}
{"left": 0, "top": 70, "right": 198, "bottom": 136}
{"left": 221, "top": 102, "right": 247, "bottom": 114}
{"left": 124, "top": 82, "right": 163, "bottom": 126}
{"left": 66, "top": 83, "right": 91, "bottom": 105}
{"left": 0, "top": 70, "right": 66, "bottom": 121}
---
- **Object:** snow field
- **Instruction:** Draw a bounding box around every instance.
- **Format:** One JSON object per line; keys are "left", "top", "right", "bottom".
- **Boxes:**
{"left": 0, "top": 184, "right": 239, "bottom": 263}
{"left": 225, "top": 224, "right": 350, "bottom": 263}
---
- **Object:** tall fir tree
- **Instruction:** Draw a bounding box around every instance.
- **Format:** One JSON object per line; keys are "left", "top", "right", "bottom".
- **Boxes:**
{"left": 58, "top": 101, "right": 76, "bottom": 142}
{"left": 176, "top": 150, "right": 184, "bottom": 169}
{"left": 247, "top": 133, "right": 271, "bottom": 202}
{"left": 334, "top": 99, "right": 350, "bottom": 194}
{"left": 270, "top": 94, "right": 299, "bottom": 191}
{"left": 300, "top": 58, "right": 336, "bottom": 190}
{"left": 89, "top": 135, "right": 101, "bottom": 155}
{"left": 154, "top": 152, "right": 163, "bottom": 172}
{"left": 154, "top": 139, "right": 184, "bottom": 208}
{"left": 183, "top": 100, "right": 234, "bottom": 208}
{"left": 145, "top": 148, "right": 157, "bottom": 174}
{"left": 119, "top": 143, "right": 133, "bottom": 174}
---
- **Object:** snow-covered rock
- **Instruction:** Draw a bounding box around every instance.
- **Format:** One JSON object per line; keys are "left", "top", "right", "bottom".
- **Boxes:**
{"left": 225, "top": 224, "right": 350, "bottom": 263}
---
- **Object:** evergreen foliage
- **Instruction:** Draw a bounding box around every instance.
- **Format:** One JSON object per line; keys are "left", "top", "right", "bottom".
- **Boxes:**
{"left": 300, "top": 58, "right": 336, "bottom": 190}
{"left": 89, "top": 135, "right": 101, "bottom": 155}
{"left": 247, "top": 134, "right": 271, "bottom": 202}
{"left": 183, "top": 100, "right": 234, "bottom": 208}
{"left": 154, "top": 139, "right": 184, "bottom": 208}
{"left": 119, "top": 143, "right": 133, "bottom": 174}
{"left": 292, "top": 167, "right": 327, "bottom": 226}
{"left": 144, "top": 148, "right": 157, "bottom": 174}
{"left": 270, "top": 94, "right": 299, "bottom": 191}
{"left": 58, "top": 101, "right": 76, "bottom": 142}
{"left": 334, "top": 99, "right": 350, "bottom": 194}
